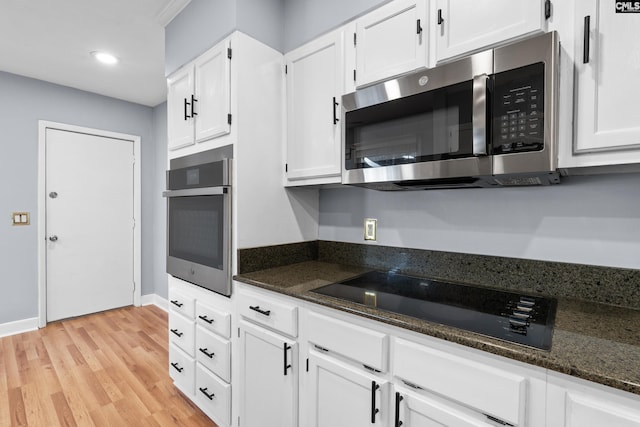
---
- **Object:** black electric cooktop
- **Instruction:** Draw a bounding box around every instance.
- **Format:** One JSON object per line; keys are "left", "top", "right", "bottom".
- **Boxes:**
{"left": 312, "top": 271, "right": 557, "bottom": 350}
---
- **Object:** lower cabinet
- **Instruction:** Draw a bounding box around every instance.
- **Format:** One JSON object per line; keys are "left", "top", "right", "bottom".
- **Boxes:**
{"left": 393, "top": 386, "right": 495, "bottom": 427}
{"left": 546, "top": 372, "right": 640, "bottom": 427}
{"left": 307, "top": 350, "right": 388, "bottom": 427}
{"left": 238, "top": 320, "right": 298, "bottom": 427}
{"left": 168, "top": 277, "right": 233, "bottom": 426}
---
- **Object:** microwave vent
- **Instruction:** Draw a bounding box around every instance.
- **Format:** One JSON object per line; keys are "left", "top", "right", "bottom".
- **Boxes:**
{"left": 493, "top": 173, "right": 560, "bottom": 187}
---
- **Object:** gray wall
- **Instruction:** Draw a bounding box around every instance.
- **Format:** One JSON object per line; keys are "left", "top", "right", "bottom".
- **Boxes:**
{"left": 165, "top": 0, "right": 285, "bottom": 76}
{"left": 283, "top": 0, "right": 389, "bottom": 51}
{"left": 319, "top": 173, "right": 640, "bottom": 269}
{"left": 0, "top": 71, "right": 160, "bottom": 324}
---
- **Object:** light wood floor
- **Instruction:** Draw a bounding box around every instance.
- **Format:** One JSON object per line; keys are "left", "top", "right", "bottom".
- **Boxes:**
{"left": 0, "top": 305, "right": 217, "bottom": 426}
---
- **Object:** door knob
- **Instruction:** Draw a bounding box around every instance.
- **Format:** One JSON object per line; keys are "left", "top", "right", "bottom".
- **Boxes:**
{"left": 49, "top": 235, "right": 58, "bottom": 242}
{"left": 49, "top": 192, "right": 58, "bottom": 198}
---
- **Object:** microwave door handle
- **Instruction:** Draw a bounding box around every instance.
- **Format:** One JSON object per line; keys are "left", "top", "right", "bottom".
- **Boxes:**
{"left": 472, "top": 74, "right": 489, "bottom": 156}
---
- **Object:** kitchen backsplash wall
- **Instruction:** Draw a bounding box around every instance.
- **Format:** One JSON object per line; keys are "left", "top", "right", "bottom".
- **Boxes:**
{"left": 318, "top": 173, "right": 640, "bottom": 270}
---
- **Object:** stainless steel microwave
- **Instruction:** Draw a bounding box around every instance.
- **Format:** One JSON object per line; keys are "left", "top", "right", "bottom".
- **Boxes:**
{"left": 342, "top": 31, "right": 560, "bottom": 190}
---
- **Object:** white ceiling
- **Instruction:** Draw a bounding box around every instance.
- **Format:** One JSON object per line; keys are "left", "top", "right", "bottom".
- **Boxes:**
{"left": 0, "top": 0, "right": 190, "bottom": 107}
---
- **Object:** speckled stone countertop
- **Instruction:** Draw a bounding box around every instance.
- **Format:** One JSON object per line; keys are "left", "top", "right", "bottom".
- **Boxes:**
{"left": 235, "top": 258, "right": 640, "bottom": 396}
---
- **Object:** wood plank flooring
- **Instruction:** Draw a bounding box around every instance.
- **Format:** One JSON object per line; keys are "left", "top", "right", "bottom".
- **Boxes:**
{"left": 0, "top": 305, "right": 217, "bottom": 426}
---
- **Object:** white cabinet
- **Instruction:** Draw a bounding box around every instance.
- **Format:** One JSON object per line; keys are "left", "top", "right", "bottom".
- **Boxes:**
{"left": 546, "top": 372, "right": 640, "bottom": 427}
{"left": 167, "top": 39, "right": 231, "bottom": 151}
{"left": 393, "top": 385, "right": 495, "bottom": 427}
{"left": 434, "top": 0, "right": 547, "bottom": 63}
{"left": 238, "top": 320, "right": 298, "bottom": 427}
{"left": 354, "top": 0, "right": 429, "bottom": 87}
{"left": 307, "top": 350, "right": 388, "bottom": 427}
{"left": 559, "top": 0, "right": 640, "bottom": 168}
{"left": 168, "top": 277, "right": 233, "bottom": 426}
{"left": 393, "top": 337, "right": 530, "bottom": 426}
{"left": 237, "top": 285, "right": 299, "bottom": 427}
{"left": 284, "top": 27, "right": 346, "bottom": 186}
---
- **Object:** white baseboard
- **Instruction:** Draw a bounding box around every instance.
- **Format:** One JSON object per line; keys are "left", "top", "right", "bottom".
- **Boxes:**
{"left": 141, "top": 293, "right": 168, "bottom": 312}
{"left": 0, "top": 317, "right": 39, "bottom": 338}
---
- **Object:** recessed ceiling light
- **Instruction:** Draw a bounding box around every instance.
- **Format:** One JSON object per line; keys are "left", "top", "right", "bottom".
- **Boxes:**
{"left": 90, "top": 51, "right": 119, "bottom": 65}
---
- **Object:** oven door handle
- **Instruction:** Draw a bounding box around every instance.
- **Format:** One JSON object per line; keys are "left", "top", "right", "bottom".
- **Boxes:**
{"left": 472, "top": 73, "right": 489, "bottom": 156}
{"left": 162, "top": 187, "right": 227, "bottom": 197}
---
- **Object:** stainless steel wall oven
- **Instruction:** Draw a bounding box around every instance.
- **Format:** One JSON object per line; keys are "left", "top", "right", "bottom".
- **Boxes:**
{"left": 163, "top": 146, "right": 232, "bottom": 296}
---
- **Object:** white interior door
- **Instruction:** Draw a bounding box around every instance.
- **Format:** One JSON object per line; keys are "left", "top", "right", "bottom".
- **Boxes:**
{"left": 45, "top": 128, "right": 134, "bottom": 321}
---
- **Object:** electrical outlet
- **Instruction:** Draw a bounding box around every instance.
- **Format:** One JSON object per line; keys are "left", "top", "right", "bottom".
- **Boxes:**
{"left": 364, "top": 218, "right": 377, "bottom": 241}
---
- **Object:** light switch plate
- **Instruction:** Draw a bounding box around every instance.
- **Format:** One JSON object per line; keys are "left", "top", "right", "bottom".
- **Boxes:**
{"left": 12, "top": 212, "right": 30, "bottom": 226}
{"left": 364, "top": 218, "right": 377, "bottom": 241}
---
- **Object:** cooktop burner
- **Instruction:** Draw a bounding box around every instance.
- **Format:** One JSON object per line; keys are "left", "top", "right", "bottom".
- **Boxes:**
{"left": 312, "top": 271, "right": 556, "bottom": 350}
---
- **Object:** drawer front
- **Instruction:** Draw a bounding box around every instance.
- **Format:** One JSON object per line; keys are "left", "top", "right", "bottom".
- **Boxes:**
{"left": 237, "top": 288, "right": 298, "bottom": 337}
{"left": 195, "top": 363, "right": 232, "bottom": 427}
{"left": 196, "top": 326, "right": 231, "bottom": 383}
{"left": 168, "top": 287, "right": 196, "bottom": 319}
{"left": 169, "top": 343, "right": 195, "bottom": 396}
{"left": 307, "top": 310, "right": 388, "bottom": 372}
{"left": 169, "top": 312, "right": 195, "bottom": 356}
{"left": 196, "top": 301, "right": 231, "bottom": 339}
{"left": 394, "top": 338, "right": 526, "bottom": 426}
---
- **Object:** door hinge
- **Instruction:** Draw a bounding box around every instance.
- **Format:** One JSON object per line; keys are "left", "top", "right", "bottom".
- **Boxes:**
{"left": 227, "top": 114, "right": 232, "bottom": 125}
{"left": 132, "top": 218, "right": 135, "bottom": 229}
{"left": 353, "top": 32, "right": 357, "bottom": 46}
{"left": 544, "top": 0, "right": 552, "bottom": 19}
{"left": 227, "top": 47, "right": 232, "bottom": 59}
{"left": 132, "top": 281, "right": 136, "bottom": 292}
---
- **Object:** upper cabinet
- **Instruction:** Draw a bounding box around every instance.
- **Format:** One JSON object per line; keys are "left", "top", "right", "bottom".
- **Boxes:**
{"left": 434, "top": 0, "right": 548, "bottom": 63}
{"left": 167, "top": 39, "right": 231, "bottom": 151}
{"left": 558, "top": 0, "right": 640, "bottom": 169}
{"left": 354, "top": 0, "right": 429, "bottom": 88}
{"left": 284, "top": 27, "right": 346, "bottom": 186}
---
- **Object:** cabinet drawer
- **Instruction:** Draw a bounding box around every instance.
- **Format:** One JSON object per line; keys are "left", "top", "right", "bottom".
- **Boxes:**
{"left": 307, "top": 310, "right": 388, "bottom": 372}
{"left": 196, "top": 326, "right": 231, "bottom": 383}
{"left": 168, "top": 287, "right": 196, "bottom": 319}
{"left": 237, "top": 288, "right": 298, "bottom": 337}
{"left": 196, "top": 301, "right": 231, "bottom": 339}
{"left": 169, "top": 312, "right": 195, "bottom": 357}
{"left": 169, "top": 343, "right": 195, "bottom": 396}
{"left": 195, "top": 363, "right": 232, "bottom": 427}
{"left": 394, "top": 338, "right": 526, "bottom": 426}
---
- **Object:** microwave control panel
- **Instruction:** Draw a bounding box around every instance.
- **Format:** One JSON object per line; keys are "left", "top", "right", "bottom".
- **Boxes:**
{"left": 492, "top": 62, "right": 545, "bottom": 155}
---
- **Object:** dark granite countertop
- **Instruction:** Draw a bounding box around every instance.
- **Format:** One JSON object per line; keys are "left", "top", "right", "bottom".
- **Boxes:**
{"left": 235, "top": 260, "right": 640, "bottom": 396}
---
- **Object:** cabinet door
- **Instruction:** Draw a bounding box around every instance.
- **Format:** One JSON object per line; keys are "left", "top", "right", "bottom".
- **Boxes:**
{"left": 546, "top": 376, "right": 640, "bottom": 427}
{"left": 394, "top": 387, "right": 495, "bottom": 427}
{"left": 573, "top": 0, "right": 640, "bottom": 156}
{"left": 167, "top": 66, "right": 195, "bottom": 150}
{"left": 285, "top": 29, "right": 344, "bottom": 184}
{"left": 194, "top": 39, "right": 231, "bottom": 143}
{"left": 239, "top": 320, "right": 297, "bottom": 427}
{"left": 435, "top": 0, "right": 545, "bottom": 63}
{"left": 355, "top": 0, "right": 428, "bottom": 87}
{"left": 307, "top": 351, "right": 388, "bottom": 427}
